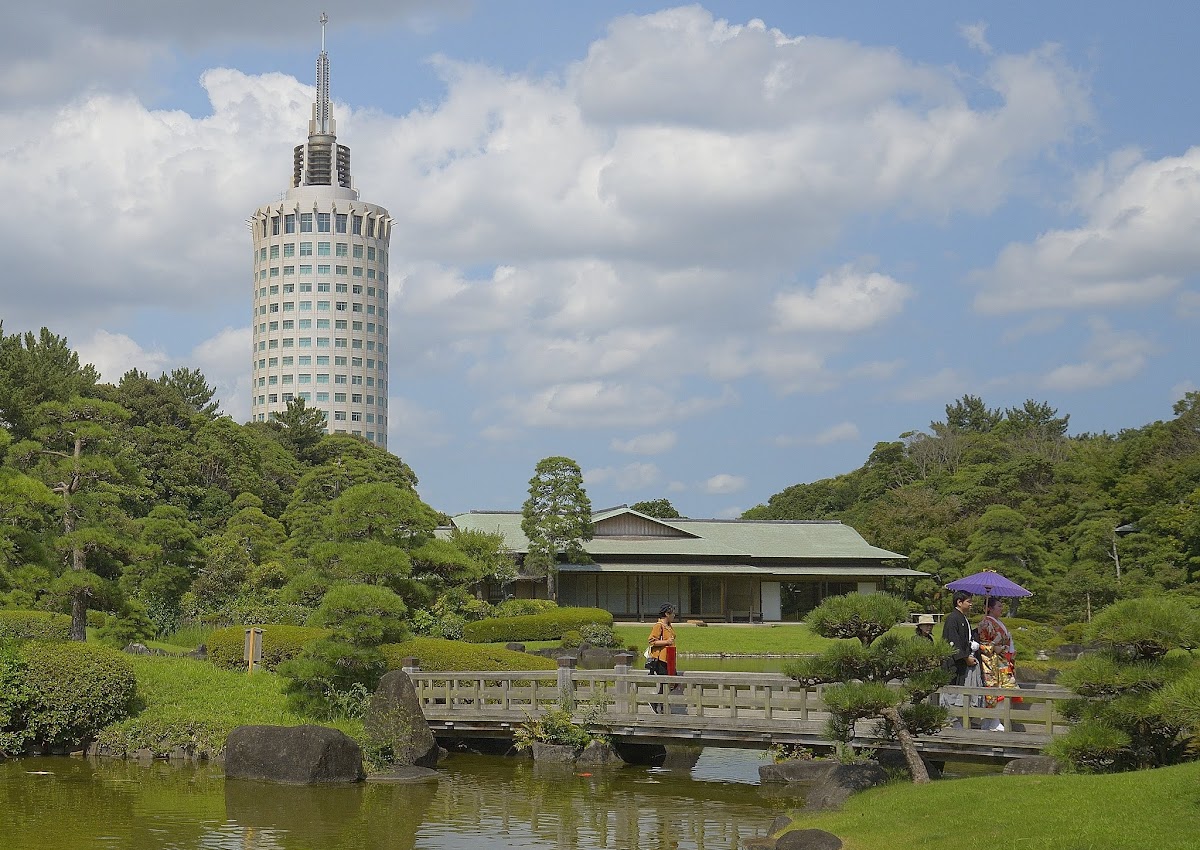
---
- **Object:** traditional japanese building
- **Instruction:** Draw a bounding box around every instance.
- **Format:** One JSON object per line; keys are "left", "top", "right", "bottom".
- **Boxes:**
{"left": 449, "top": 506, "right": 922, "bottom": 621}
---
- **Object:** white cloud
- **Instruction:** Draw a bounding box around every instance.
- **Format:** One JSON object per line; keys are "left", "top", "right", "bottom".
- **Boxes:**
{"left": 773, "top": 265, "right": 913, "bottom": 332}
{"left": 975, "top": 147, "right": 1200, "bottom": 313}
{"left": 611, "top": 431, "right": 677, "bottom": 455}
{"left": 585, "top": 462, "right": 661, "bottom": 491}
{"left": 1039, "top": 320, "right": 1157, "bottom": 391}
{"left": 75, "top": 329, "right": 170, "bottom": 381}
{"left": 774, "top": 422, "right": 860, "bottom": 447}
{"left": 893, "top": 368, "right": 968, "bottom": 403}
{"left": 960, "top": 23, "right": 993, "bottom": 56}
{"left": 703, "top": 473, "right": 747, "bottom": 495}
{"left": 190, "top": 326, "right": 252, "bottom": 420}
{"left": 386, "top": 397, "right": 450, "bottom": 448}
{"left": 716, "top": 505, "right": 745, "bottom": 519}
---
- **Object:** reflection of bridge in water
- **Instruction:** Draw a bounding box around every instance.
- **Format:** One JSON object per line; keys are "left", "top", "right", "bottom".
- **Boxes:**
{"left": 406, "top": 659, "right": 1074, "bottom": 763}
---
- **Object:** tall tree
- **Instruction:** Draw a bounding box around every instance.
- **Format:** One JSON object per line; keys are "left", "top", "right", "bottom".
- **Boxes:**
{"left": 521, "top": 456, "right": 594, "bottom": 602}
{"left": 0, "top": 326, "right": 99, "bottom": 440}
{"left": 268, "top": 396, "right": 328, "bottom": 460}
{"left": 10, "top": 396, "right": 133, "bottom": 639}
{"left": 160, "top": 367, "right": 220, "bottom": 420}
{"left": 938, "top": 394, "right": 1002, "bottom": 434}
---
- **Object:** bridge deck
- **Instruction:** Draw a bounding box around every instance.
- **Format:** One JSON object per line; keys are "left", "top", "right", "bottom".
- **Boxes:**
{"left": 408, "top": 666, "right": 1073, "bottom": 761}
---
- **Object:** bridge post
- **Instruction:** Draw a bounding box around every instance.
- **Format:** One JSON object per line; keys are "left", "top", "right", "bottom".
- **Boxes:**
{"left": 401, "top": 657, "right": 419, "bottom": 674}
{"left": 557, "top": 656, "right": 577, "bottom": 709}
{"left": 613, "top": 652, "right": 634, "bottom": 715}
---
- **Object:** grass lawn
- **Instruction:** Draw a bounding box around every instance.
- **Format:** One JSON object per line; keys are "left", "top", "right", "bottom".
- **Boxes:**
{"left": 96, "top": 655, "right": 360, "bottom": 755}
{"left": 793, "top": 760, "right": 1200, "bottom": 850}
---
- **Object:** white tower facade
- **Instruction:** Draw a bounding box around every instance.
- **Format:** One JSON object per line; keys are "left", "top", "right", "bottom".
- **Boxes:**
{"left": 249, "top": 16, "right": 392, "bottom": 448}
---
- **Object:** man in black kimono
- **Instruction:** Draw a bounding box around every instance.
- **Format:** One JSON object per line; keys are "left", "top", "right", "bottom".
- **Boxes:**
{"left": 942, "top": 591, "right": 978, "bottom": 686}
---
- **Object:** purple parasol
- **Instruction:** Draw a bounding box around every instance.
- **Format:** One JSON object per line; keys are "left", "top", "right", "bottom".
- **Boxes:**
{"left": 945, "top": 569, "right": 1032, "bottom": 598}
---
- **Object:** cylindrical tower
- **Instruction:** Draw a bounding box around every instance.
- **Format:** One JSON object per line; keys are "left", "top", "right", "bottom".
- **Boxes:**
{"left": 249, "top": 18, "right": 392, "bottom": 449}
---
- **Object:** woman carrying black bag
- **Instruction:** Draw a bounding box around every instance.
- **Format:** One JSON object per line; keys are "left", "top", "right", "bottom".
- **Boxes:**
{"left": 646, "top": 603, "right": 676, "bottom": 713}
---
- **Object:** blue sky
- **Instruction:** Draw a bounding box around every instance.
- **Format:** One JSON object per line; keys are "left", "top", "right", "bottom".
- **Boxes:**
{"left": 1, "top": 2, "right": 1197, "bottom": 519}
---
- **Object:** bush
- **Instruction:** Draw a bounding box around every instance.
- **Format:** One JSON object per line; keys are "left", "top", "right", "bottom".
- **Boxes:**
{"left": 513, "top": 704, "right": 592, "bottom": 753}
{"left": 309, "top": 583, "right": 408, "bottom": 646}
{"left": 462, "top": 607, "right": 613, "bottom": 643}
{"left": 580, "top": 622, "right": 620, "bottom": 648}
{"left": 560, "top": 630, "right": 582, "bottom": 649}
{"left": 495, "top": 599, "right": 559, "bottom": 617}
{"left": 95, "top": 603, "right": 156, "bottom": 649}
{"left": 379, "top": 638, "right": 556, "bottom": 672}
{"left": 198, "top": 598, "right": 315, "bottom": 628}
{"left": 205, "top": 624, "right": 329, "bottom": 670}
{"left": 16, "top": 641, "right": 136, "bottom": 749}
{"left": 0, "top": 610, "right": 71, "bottom": 641}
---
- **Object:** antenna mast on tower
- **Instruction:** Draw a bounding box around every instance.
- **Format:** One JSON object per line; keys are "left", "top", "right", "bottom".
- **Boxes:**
{"left": 315, "top": 12, "right": 331, "bottom": 134}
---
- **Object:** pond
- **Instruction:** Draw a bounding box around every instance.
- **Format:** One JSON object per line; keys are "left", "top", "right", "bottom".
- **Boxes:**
{"left": 1, "top": 748, "right": 783, "bottom": 850}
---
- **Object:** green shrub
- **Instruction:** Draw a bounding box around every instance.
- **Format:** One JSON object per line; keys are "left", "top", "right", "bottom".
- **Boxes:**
{"left": 463, "top": 607, "right": 612, "bottom": 643}
{"left": 580, "top": 622, "right": 620, "bottom": 648}
{"left": 379, "top": 638, "right": 556, "bottom": 672}
{"left": 0, "top": 640, "right": 31, "bottom": 755}
{"left": 309, "top": 583, "right": 408, "bottom": 645}
{"left": 198, "top": 597, "right": 315, "bottom": 628}
{"left": 561, "top": 630, "right": 582, "bottom": 649}
{"left": 495, "top": 599, "right": 559, "bottom": 617}
{"left": 205, "top": 624, "right": 330, "bottom": 670}
{"left": 0, "top": 610, "right": 71, "bottom": 641}
{"left": 1059, "top": 622, "right": 1090, "bottom": 644}
{"left": 17, "top": 641, "right": 136, "bottom": 749}
{"left": 95, "top": 602, "right": 156, "bottom": 649}
{"left": 513, "top": 704, "right": 592, "bottom": 753}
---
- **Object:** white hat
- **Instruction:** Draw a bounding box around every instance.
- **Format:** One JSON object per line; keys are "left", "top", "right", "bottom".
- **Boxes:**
{"left": 917, "top": 614, "right": 935, "bottom": 625}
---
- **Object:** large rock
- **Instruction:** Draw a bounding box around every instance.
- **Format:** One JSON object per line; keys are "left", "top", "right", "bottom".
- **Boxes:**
{"left": 224, "top": 725, "right": 364, "bottom": 784}
{"left": 803, "top": 763, "right": 887, "bottom": 811}
{"left": 1003, "top": 755, "right": 1061, "bottom": 775}
{"left": 776, "top": 829, "right": 843, "bottom": 850}
{"left": 531, "top": 741, "right": 577, "bottom": 763}
{"left": 364, "top": 670, "right": 440, "bottom": 768}
{"left": 759, "top": 759, "right": 834, "bottom": 784}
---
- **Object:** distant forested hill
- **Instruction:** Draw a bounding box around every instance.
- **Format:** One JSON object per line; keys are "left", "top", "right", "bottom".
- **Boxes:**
{"left": 744, "top": 394, "right": 1200, "bottom": 620}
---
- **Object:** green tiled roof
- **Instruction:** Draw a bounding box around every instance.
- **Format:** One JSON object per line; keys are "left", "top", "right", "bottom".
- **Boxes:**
{"left": 449, "top": 509, "right": 906, "bottom": 562}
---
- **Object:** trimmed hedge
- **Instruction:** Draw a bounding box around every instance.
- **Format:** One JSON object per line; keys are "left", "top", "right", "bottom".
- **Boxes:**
{"left": 15, "top": 641, "right": 137, "bottom": 749}
{"left": 462, "top": 607, "right": 613, "bottom": 644}
{"left": 0, "top": 610, "right": 72, "bottom": 641}
{"left": 380, "top": 637, "right": 556, "bottom": 672}
{"left": 205, "top": 624, "right": 330, "bottom": 670}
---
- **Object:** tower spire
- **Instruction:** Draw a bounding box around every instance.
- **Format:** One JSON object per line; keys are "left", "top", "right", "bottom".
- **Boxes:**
{"left": 315, "top": 12, "right": 331, "bottom": 135}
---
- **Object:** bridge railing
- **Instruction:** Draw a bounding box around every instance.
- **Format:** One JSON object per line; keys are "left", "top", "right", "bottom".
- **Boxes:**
{"left": 403, "top": 656, "right": 1073, "bottom": 738}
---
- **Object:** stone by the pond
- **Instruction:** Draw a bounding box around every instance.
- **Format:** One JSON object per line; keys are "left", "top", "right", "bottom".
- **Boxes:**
{"left": 776, "top": 829, "right": 843, "bottom": 850}
{"left": 742, "top": 838, "right": 777, "bottom": 850}
{"left": 1003, "top": 755, "right": 1061, "bottom": 775}
{"left": 577, "top": 740, "right": 619, "bottom": 765}
{"left": 768, "top": 815, "right": 792, "bottom": 836}
{"left": 531, "top": 741, "right": 577, "bottom": 764}
{"left": 364, "top": 670, "right": 440, "bottom": 768}
{"left": 366, "top": 765, "right": 440, "bottom": 784}
{"left": 802, "top": 763, "right": 887, "bottom": 812}
{"left": 759, "top": 759, "right": 833, "bottom": 784}
{"left": 224, "top": 725, "right": 364, "bottom": 784}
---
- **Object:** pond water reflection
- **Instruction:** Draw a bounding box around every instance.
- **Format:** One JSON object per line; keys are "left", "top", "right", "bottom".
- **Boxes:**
{"left": 1, "top": 749, "right": 779, "bottom": 850}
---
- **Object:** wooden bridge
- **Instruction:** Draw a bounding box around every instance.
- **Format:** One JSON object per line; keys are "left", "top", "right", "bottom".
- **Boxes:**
{"left": 404, "top": 657, "right": 1074, "bottom": 763}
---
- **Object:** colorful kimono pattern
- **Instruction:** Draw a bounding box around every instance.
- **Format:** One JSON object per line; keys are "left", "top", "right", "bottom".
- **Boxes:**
{"left": 977, "top": 614, "right": 1018, "bottom": 706}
